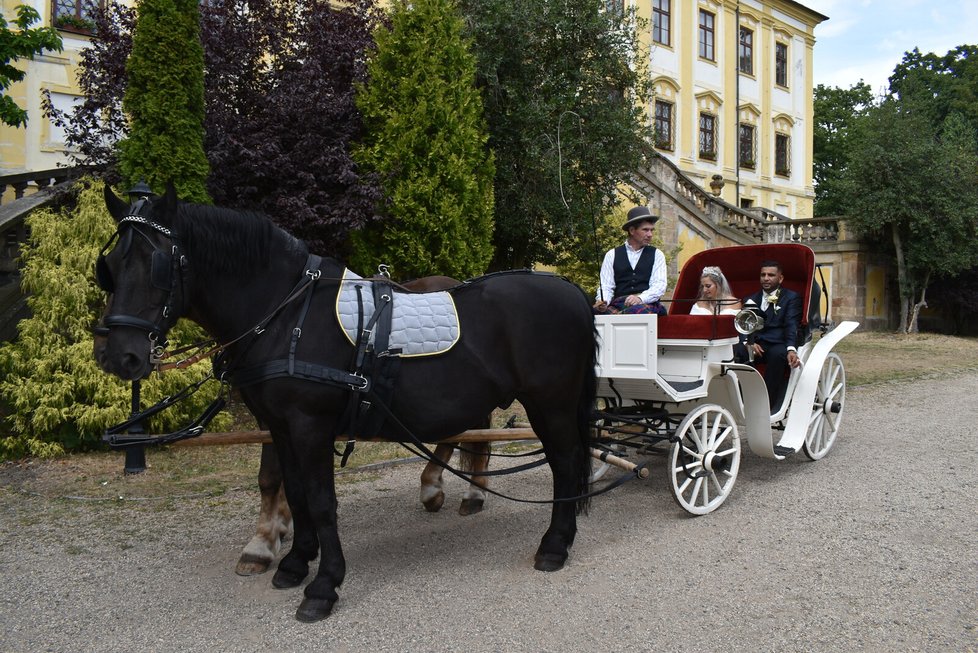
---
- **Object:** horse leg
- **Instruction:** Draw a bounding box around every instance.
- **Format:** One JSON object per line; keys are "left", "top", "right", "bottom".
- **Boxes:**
{"left": 235, "top": 443, "right": 293, "bottom": 576}
{"left": 272, "top": 411, "right": 346, "bottom": 622}
{"left": 523, "top": 400, "right": 587, "bottom": 572}
{"left": 458, "top": 441, "right": 491, "bottom": 516}
{"left": 419, "top": 443, "right": 454, "bottom": 512}
{"left": 268, "top": 431, "right": 321, "bottom": 593}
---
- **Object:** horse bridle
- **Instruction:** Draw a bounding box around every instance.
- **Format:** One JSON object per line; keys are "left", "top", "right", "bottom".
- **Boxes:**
{"left": 95, "top": 206, "right": 188, "bottom": 361}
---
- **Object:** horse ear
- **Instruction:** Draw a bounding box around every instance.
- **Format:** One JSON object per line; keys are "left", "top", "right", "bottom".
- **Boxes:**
{"left": 104, "top": 185, "right": 129, "bottom": 222}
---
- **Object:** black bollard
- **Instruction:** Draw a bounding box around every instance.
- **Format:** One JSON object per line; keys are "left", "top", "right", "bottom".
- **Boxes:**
{"left": 123, "top": 379, "right": 146, "bottom": 474}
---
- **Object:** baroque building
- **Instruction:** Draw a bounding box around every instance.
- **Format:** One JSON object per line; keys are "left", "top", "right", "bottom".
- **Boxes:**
{"left": 637, "top": 0, "right": 826, "bottom": 221}
{"left": 0, "top": 0, "right": 92, "bottom": 178}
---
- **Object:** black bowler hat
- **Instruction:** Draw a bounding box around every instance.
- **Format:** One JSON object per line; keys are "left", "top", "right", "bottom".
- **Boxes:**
{"left": 621, "top": 205, "right": 660, "bottom": 231}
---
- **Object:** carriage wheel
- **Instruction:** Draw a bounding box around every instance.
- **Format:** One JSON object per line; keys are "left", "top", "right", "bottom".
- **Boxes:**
{"left": 668, "top": 404, "right": 741, "bottom": 516}
{"left": 802, "top": 352, "right": 846, "bottom": 461}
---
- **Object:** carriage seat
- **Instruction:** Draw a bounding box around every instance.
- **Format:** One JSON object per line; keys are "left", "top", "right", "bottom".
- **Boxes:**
{"left": 668, "top": 243, "right": 819, "bottom": 345}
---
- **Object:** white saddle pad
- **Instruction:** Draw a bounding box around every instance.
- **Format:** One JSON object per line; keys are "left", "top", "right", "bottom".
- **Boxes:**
{"left": 334, "top": 269, "right": 460, "bottom": 357}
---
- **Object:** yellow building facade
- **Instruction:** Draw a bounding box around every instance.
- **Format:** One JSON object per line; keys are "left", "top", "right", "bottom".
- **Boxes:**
{"left": 1, "top": 0, "right": 92, "bottom": 178}
{"left": 633, "top": 0, "right": 826, "bottom": 220}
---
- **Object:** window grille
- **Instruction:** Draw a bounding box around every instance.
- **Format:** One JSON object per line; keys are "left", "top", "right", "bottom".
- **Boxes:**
{"left": 699, "top": 113, "right": 717, "bottom": 160}
{"left": 655, "top": 100, "right": 674, "bottom": 151}
{"left": 739, "top": 123, "right": 756, "bottom": 169}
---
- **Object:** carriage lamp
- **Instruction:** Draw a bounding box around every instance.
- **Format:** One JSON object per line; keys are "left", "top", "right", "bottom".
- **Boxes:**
{"left": 126, "top": 181, "right": 153, "bottom": 205}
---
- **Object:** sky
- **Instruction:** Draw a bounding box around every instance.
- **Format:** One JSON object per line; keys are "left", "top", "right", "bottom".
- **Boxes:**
{"left": 803, "top": 0, "right": 978, "bottom": 93}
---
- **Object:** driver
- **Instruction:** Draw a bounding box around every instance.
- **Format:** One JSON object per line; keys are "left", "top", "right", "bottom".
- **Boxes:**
{"left": 592, "top": 206, "right": 667, "bottom": 315}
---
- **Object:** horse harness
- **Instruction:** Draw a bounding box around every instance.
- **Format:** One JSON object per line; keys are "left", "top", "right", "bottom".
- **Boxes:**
{"left": 95, "top": 203, "right": 189, "bottom": 362}
{"left": 99, "top": 246, "right": 647, "bottom": 503}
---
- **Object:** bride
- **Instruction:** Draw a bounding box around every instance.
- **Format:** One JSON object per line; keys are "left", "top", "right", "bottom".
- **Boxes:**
{"left": 690, "top": 266, "right": 742, "bottom": 316}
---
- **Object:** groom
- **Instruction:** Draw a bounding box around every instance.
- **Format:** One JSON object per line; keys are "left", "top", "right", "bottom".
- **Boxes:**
{"left": 735, "top": 260, "right": 802, "bottom": 413}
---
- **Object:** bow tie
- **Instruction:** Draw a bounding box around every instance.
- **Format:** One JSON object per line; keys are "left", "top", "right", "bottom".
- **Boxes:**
{"left": 765, "top": 292, "right": 779, "bottom": 303}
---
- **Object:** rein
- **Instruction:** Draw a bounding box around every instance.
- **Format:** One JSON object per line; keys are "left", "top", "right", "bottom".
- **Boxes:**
{"left": 360, "top": 392, "right": 649, "bottom": 504}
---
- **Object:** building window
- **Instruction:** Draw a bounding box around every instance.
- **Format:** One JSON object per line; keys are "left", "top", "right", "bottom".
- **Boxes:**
{"left": 653, "top": 0, "right": 670, "bottom": 46}
{"left": 698, "top": 10, "right": 715, "bottom": 61}
{"left": 775, "top": 42, "right": 789, "bottom": 87}
{"left": 654, "top": 100, "right": 674, "bottom": 150}
{"left": 740, "top": 198, "right": 754, "bottom": 209}
{"left": 775, "top": 133, "right": 791, "bottom": 176}
{"left": 738, "top": 27, "right": 753, "bottom": 75}
{"left": 699, "top": 113, "right": 717, "bottom": 160}
{"left": 52, "top": 0, "right": 97, "bottom": 33}
{"left": 739, "top": 123, "right": 756, "bottom": 169}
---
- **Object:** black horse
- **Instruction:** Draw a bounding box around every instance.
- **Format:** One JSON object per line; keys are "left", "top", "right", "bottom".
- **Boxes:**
{"left": 96, "top": 186, "right": 598, "bottom": 622}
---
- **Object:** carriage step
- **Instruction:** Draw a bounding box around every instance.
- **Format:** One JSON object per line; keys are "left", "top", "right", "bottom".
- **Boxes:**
{"left": 773, "top": 445, "right": 796, "bottom": 457}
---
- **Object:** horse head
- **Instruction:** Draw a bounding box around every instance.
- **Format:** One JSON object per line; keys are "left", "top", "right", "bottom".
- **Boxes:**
{"left": 96, "top": 184, "right": 187, "bottom": 380}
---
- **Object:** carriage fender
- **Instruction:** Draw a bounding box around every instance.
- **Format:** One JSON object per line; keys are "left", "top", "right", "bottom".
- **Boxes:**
{"left": 776, "top": 320, "right": 860, "bottom": 455}
{"left": 711, "top": 363, "right": 776, "bottom": 458}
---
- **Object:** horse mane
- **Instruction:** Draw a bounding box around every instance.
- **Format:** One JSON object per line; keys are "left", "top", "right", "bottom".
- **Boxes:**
{"left": 172, "top": 202, "right": 309, "bottom": 279}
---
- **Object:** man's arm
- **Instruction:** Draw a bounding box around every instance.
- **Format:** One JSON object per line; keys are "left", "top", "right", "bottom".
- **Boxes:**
{"left": 783, "top": 289, "right": 803, "bottom": 350}
{"left": 596, "top": 249, "right": 616, "bottom": 303}
{"left": 637, "top": 249, "right": 667, "bottom": 303}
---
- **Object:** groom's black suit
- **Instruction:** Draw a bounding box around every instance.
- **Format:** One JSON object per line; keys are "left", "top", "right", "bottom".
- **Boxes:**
{"left": 737, "top": 286, "right": 802, "bottom": 412}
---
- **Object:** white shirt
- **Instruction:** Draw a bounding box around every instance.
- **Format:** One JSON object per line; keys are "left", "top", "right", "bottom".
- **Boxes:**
{"left": 596, "top": 242, "right": 667, "bottom": 304}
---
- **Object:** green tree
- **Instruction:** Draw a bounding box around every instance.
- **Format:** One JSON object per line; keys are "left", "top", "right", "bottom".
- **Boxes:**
{"left": 812, "top": 82, "right": 873, "bottom": 216}
{"left": 350, "top": 0, "right": 494, "bottom": 279}
{"left": 839, "top": 101, "right": 978, "bottom": 333}
{"left": 0, "top": 179, "right": 227, "bottom": 459}
{"left": 117, "top": 0, "right": 210, "bottom": 202}
{"left": 889, "top": 45, "right": 978, "bottom": 137}
{"left": 0, "top": 4, "right": 62, "bottom": 127}
{"left": 459, "top": 0, "right": 654, "bottom": 270}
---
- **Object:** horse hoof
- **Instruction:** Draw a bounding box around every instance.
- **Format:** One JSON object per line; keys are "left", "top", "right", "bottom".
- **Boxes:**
{"left": 533, "top": 552, "right": 567, "bottom": 572}
{"left": 295, "top": 597, "right": 335, "bottom": 622}
{"left": 272, "top": 568, "right": 306, "bottom": 589}
{"left": 422, "top": 491, "right": 445, "bottom": 513}
{"left": 235, "top": 553, "right": 272, "bottom": 576}
{"left": 458, "top": 498, "right": 484, "bottom": 516}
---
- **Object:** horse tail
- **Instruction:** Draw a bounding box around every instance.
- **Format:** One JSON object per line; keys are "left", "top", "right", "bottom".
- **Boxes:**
{"left": 575, "top": 315, "right": 599, "bottom": 516}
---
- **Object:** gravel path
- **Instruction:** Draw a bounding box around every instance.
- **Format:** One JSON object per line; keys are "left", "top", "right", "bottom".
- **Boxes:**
{"left": 1, "top": 372, "right": 976, "bottom": 652}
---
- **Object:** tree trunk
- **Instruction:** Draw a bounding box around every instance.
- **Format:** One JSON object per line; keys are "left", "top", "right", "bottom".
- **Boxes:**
{"left": 907, "top": 270, "right": 931, "bottom": 334}
{"left": 892, "top": 225, "right": 911, "bottom": 333}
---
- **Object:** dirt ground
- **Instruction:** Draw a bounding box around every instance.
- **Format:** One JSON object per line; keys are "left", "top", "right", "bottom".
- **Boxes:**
{"left": 1, "top": 369, "right": 976, "bottom": 652}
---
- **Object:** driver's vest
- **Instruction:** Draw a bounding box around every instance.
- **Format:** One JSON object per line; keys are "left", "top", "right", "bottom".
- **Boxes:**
{"left": 612, "top": 245, "right": 657, "bottom": 298}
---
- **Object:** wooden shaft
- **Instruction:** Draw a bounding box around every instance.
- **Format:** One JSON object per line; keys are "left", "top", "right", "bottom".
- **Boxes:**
{"left": 172, "top": 427, "right": 538, "bottom": 447}
{"left": 590, "top": 448, "right": 650, "bottom": 479}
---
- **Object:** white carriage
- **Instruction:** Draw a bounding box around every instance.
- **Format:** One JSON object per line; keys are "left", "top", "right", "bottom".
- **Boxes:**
{"left": 592, "top": 243, "right": 858, "bottom": 515}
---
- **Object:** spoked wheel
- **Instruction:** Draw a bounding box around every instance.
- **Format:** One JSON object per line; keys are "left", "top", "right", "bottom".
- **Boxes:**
{"left": 803, "top": 352, "right": 846, "bottom": 461}
{"left": 668, "top": 404, "right": 741, "bottom": 516}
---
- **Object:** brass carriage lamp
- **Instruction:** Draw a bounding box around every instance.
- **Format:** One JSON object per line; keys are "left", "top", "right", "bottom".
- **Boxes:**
{"left": 126, "top": 180, "right": 153, "bottom": 205}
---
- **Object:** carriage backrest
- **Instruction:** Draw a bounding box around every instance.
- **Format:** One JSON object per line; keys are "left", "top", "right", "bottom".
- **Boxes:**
{"left": 669, "top": 243, "right": 817, "bottom": 328}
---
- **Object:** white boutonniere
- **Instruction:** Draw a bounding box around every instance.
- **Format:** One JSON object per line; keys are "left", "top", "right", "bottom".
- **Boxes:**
{"left": 766, "top": 289, "right": 781, "bottom": 313}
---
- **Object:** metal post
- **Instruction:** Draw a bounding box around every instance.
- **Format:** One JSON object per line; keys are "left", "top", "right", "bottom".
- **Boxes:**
{"left": 123, "top": 379, "right": 146, "bottom": 474}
